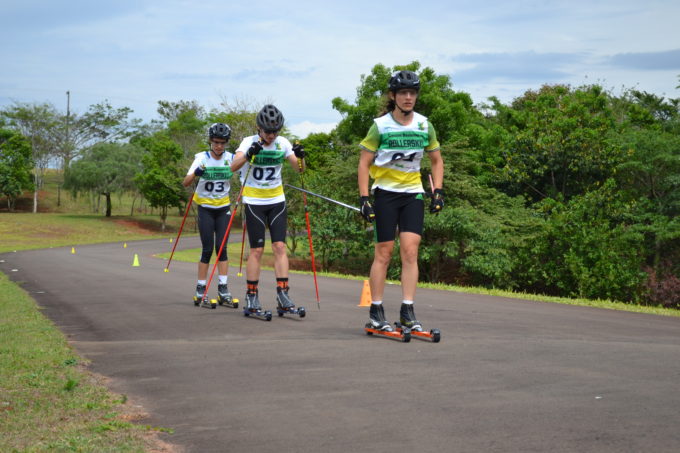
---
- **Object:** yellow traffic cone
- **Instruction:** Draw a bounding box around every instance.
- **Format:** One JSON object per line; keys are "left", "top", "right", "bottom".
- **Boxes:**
{"left": 71, "top": 247, "right": 75, "bottom": 254}
{"left": 358, "top": 280, "right": 372, "bottom": 307}
{"left": 132, "top": 254, "right": 140, "bottom": 267}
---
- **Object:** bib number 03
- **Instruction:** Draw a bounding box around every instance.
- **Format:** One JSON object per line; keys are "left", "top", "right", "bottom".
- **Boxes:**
{"left": 204, "top": 181, "right": 226, "bottom": 192}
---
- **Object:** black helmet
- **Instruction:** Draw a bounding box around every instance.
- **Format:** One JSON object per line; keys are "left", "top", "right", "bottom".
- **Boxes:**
{"left": 208, "top": 123, "right": 231, "bottom": 141}
{"left": 389, "top": 70, "right": 420, "bottom": 93}
{"left": 256, "top": 104, "right": 284, "bottom": 132}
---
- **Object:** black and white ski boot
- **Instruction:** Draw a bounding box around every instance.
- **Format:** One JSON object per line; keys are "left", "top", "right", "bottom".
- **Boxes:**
{"left": 193, "top": 283, "right": 216, "bottom": 309}
{"left": 243, "top": 291, "right": 272, "bottom": 321}
{"left": 395, "top": 303, "right": 440, "bottom": 343}
{"left": 218, "top": 283, "right": 237, "bottom": 308}
{"left": 276, "top": 287, "right": 306, "bottom": 318}
{"left": 365, "top": 303, "right": 410, "bottom": 342}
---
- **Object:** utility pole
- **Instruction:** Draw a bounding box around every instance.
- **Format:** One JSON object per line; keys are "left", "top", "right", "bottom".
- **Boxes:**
{"left": 58, "top": 90, "right": 71, "bottom": 207}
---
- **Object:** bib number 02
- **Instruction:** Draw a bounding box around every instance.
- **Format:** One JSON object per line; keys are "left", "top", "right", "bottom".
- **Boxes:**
{"left": 252, "top": 167, "right": 276, "bottom": 181}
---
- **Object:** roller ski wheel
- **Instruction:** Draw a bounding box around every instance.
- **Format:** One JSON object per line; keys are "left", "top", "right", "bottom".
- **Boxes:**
{"left": 192, "top": 296, "right": 216, "bottom": 309}
{"left": 395, "top": 322, "right": 440, "bottom": 342}
{"left": 364, "top": 323, "right": 411, "bottom": 342}
{"left": 243, "top": 308, "right": 272, "bottom": 321}
{"left": 277, "top": 306, "right": 306, "bottom": 318}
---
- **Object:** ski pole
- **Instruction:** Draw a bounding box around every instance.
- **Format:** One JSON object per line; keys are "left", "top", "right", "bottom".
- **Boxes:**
{"left": 284, "top": 183, "right": 360, "bottom": 212}
{"left": 202, "top": 151, "right": 257, "bottom": 305}
{"left": 165, "top": 193, "right": 194, "bottom": 272}
{"left": 237, "top": 204, "right": 247, "bottom": 277}
{"left": 296, "top": 153, "right": 321, "bottom": 309}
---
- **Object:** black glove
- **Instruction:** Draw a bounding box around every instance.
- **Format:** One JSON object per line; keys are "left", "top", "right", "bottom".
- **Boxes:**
{"left": 246, "top": 141, "right": 262, "bottom": 160}
{"left": 292, "top": 143, "right": 305, "bottom": 159}
{"left": 194, "top": 166, "right": 205, "bottom": 177}
{"left": 359, "top": 196, "right": 375, "bottom": 222}
{"left": 429, "top": 188, "right": 444, "bottom": 214}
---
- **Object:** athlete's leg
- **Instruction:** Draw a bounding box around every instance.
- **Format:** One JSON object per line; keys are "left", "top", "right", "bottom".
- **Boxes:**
{"left": 369, "top": 240, "right": 394, "bottom": 302}
{"left": 370, "top": 189, "right": 399, "bottom": 301}
{"left": 397, "top": 194, "right": 425, "bottom": 301}
{"left": 246, "top": 247, "right": 264, "bottom": 281}
{"left": 272, "top": 241, "right": 289, "bottom": 278}
{"left": 268, "top": 202, "right": 289, "bottom": 279}
{"left": 398, "top": 231, "right": 421, "bottom": 300}
{"left": 197, "top": 206, "right": 216, "bottom": 280}
{"left": 245, "top": 204, "right": 267, "bottom": 281}
{"left": 214, "top": 206, "right": 230, "bottom": 277}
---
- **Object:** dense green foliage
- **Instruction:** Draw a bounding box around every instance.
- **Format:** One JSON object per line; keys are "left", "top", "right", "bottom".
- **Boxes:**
{"left": 0, "top": 129, "right": 33, "bottom": 211}
{"left": 2, "top": 64, "right": 679, "bottom": 307}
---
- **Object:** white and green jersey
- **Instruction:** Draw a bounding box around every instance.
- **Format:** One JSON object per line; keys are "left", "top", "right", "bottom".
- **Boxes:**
{"left": 359, "top": 112, "right": 440, "bottom": 193}
{"left": 187, "top": 151, "right": 234, "bottom": 208}
{"left": 236, "top": 135, "right": 294, "bottom": 205}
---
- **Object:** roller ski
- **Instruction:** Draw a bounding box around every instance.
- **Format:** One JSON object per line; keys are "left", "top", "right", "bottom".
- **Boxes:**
{"left": 242, "top": 291, "right": 272, "bottom": 321}
{"left": 364, "top": 303, "right": 410, "bottom": 342}
{"left": 193, "top": 284, "right": 216, "bottom": 309}
{"left": 394, "top": 303, "right": 440, "bottom": 343}
{"left": 217, "top": 283, "right": 239, "bottom": 308}
{"left": 275, "top": 287, "right": 306, "bottom": 318}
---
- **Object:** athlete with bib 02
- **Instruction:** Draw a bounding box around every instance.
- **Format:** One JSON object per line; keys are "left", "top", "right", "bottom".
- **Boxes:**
{"left": 183, "top": 123, "right": 236, "bottom": 306}
{"left": 230, "top": 105, "right": 305, "bottom": 314}
{"left": 357, "top": 70, "right": 445, "bottom": 332}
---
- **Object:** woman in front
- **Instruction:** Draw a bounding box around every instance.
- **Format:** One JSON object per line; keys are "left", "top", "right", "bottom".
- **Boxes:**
{"left": 357, "top": 70, "right": 445, "bottom": 332}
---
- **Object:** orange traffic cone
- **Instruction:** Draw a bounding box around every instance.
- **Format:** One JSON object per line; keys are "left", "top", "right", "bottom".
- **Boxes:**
{"left": 358, "top": 279, "right": 372, "bottom": 307}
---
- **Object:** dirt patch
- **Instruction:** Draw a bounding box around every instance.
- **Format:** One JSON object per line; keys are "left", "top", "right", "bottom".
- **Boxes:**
{"left": 111, "top": 218, "right": 166, "bottom": 235}
{"left": 83, "top": 367, "right": 185, "bottom": 453}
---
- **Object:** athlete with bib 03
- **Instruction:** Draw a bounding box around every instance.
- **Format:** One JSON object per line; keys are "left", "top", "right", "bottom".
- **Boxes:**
{"left": 183, "top": 123, "right": 235, "bottom": 307}
{"left": 357, "top": 70, "right": 445, "bottom": 332}
{"left": 230, "top": 105, "right": 305, "bottom": 314}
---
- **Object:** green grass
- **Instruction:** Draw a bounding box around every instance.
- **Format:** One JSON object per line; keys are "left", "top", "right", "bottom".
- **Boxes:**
{"left": 0, "top": 213, "right": 181, "bottom": 253}
{"left": 0, "top": 271, "right": 166, "bottom": 452}
{"left": 162, "top": 244, "right": 680, "bottom": 319}
{"left": 0, "top": 212, "right": 177, "bottom": 452}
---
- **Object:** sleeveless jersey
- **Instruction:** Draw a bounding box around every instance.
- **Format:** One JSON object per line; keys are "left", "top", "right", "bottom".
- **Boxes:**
{"left": 359, "top": 112, "right": 439, "bottom": 193}
{"left": 187, "top": 151, "right": 234, "bottom": 208}
{"left": 236, "top": 135, "right": 294, "bottom": 205}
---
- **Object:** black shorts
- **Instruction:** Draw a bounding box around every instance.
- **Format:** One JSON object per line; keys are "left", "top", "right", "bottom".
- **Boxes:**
{"left": 373, "top": 188, "right": 425, "bottom": 243}
{"left": 244, "top": 201, "right": 287, "bottom": 248}
{"left": 197, "top": 205, "right": 231, "bottom": 263}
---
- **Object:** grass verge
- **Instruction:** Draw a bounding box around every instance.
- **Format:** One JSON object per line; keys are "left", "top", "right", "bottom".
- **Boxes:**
{"left": 0, "top": 272, "right": 172, "bottom": 452}
{"left": 0, "top": 213, "right": 178, "bottom": 452}
{"left": 161, "top": 250, "right": 680, "bottom": 319}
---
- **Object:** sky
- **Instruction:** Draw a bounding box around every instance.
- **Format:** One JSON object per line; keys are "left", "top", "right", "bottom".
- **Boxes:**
{"left": 2, "top": 0, "right": 680, "bottom": 138}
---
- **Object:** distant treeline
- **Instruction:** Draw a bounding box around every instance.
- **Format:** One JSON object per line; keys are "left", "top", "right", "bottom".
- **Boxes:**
{"left": 1, "top": 62, "right": 678, "bottom": 307}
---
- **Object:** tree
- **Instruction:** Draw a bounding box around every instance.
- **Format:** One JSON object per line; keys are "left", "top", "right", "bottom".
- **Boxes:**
{"left": 0, "top": 129, "right": 33, "bottom": 211}
{"left": 157, "top": 100, "right": 206, "bottom": 157}
{"left": 135, "top": 134, "right": 185, "bottom": 231}
{"left": 492, "top": 84, "right": 624, "bottom": 202}
{"left": 331, "top": 61, "right": 478, "bottom": 145}
{"left": 63, "top": 142, "right": 142, "bottom": 216}
{"left": 54, "top": 100, "right": 137, "bottom": 170}
{"left": 1, "top": 102, "right": 60, "bottom": 213}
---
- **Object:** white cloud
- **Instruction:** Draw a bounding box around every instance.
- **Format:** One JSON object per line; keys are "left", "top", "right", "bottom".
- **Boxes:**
{"left": 288, "top": 121, "right": 337, "bottom": 139}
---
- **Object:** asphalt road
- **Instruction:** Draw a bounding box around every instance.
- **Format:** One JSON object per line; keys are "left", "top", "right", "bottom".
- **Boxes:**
{"left": 2, "top": 238, "right": 680, "bottom": 453}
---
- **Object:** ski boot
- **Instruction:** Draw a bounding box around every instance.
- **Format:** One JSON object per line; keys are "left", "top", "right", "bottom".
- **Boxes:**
{"left": 395, "top": 303, "right": 440, "bottom": 343}
{"left": 193, "top": 283, "right": 216, "bottom": 309}
{"left": 243, "top": 291, "right": 272, "bottom": 321}
{"left": 364, "top": 303, "right": 410, "bottom": 342}
{"left": 276, "top": 287, "right": 306, "bottom": 318}
{"left": 217, "top": 283, "right": 238, "bottom": 308}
